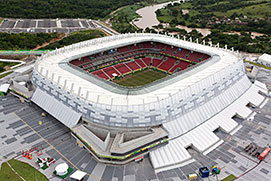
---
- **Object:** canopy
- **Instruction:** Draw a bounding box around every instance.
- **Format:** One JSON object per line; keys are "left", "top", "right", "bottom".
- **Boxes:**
{"left": 70, "top": 170, "right": 87, "bottom": 180}
{"left": 55, "top": 163, "right": 68, "bottom": 176}
{"left": 0, "top": 83, "right": 10, "bottom": 93}
{"left": 31, "top": 88, "right": 81, "bottom": 128}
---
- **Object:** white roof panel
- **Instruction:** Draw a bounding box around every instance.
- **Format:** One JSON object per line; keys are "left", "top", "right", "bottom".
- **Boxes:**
{"left": 0, "top": 83, "right": 10, "bottom": 93}
{"left": 31, "top": 88, "right": 81, "bottom": 128}
{"left": 34, "top": 33, "right": 240, "bottom": 106}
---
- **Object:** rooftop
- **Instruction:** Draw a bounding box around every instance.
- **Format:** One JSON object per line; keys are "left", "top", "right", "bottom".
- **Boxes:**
{"left": 34, "top": 33, "right": 240, "bottom": 106}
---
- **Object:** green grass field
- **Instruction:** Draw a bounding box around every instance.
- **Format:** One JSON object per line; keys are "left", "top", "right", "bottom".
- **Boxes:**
{"left": 114, "top": 69, "right": 167, "bottom": 87}
{"left": 0, "top": 159, "right": 48, "bottom": 181}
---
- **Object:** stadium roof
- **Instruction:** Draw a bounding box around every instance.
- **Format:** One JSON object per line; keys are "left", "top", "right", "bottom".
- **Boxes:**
{"left": 35, "top": 33, "right": 240, "bottom": 106}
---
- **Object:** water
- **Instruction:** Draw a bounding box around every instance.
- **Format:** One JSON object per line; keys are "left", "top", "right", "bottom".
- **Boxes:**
{"left": 133, "top": 0, "right": 182, "bottom": 29}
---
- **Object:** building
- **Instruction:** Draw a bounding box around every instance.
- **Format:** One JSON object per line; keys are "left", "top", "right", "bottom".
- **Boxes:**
{"left": 30, "top": 33, "right": 268, "bottom": 172}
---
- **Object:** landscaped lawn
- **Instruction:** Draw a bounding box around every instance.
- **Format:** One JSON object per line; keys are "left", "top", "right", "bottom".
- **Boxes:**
{"left": 0, "top": 159, "right": 48, "bottom": 181}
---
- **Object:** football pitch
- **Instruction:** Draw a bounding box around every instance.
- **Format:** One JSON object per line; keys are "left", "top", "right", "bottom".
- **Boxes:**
{"left": 114, "top": 69, "right": 167, "bottom": 87}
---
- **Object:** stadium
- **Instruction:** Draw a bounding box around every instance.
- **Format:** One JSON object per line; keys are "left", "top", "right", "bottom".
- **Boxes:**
{"left": 30, "top": 33, "right": 268, "bottom": 173}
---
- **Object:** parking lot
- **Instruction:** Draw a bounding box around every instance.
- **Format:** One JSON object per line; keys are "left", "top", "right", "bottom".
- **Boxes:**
{"left": 0, "top": 66, "right": 271, "bottom": 181}
{"left": 0, "top": 19, "right": 98, "bottom": 33}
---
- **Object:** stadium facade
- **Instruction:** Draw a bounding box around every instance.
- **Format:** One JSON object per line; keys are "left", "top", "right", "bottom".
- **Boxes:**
{"left": 30, "top": 33, "right": 268, "bottom": 172}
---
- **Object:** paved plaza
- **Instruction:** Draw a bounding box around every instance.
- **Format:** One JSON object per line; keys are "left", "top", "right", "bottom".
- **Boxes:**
{"left": 0, "top": 67, "right": 271, "bottom": 180}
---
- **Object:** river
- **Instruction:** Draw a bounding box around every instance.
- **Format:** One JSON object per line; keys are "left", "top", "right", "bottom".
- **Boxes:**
{"left": 133, "top": 0, "right": 264, "bottom": 38}
{"left": 133, "top": 0, "right": 183, "bottom": 29}
{"left": 133, "top": 0, "right": 211, "bottom": 36}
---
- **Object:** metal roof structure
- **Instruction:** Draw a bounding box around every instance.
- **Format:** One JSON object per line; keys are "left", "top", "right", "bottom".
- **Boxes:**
{"left": 31, "top": 88, "right": 81, "bottom": 128}
{"left": 34, "top": 33, "right": 239, "bottom": 106}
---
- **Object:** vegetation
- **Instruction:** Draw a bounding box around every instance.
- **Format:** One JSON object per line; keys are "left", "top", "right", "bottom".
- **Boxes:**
{"left": 0, "top": 62, "right": 19, "bottom": 73}
{"left": 42, "top": 30, "right": 105, "bottom": 49}
{"left": 0, "top": 0, "right": 169, "bottom": 19}
{"left": 114, "top": 69, "right": 167, "bottom": 87}
{"left": 156, "top": 0, "right": 271, "bottom": 34}
{"left": 154, "top": 0, "right": 271, "bottom": 54}
{"left": 0, "top": 162, "right": 21, "bottom": 181}
{"left": 222, "top": 174, "right": 237, "bottom": 181}
{"left": 0, "top": 32, "right": 58, "bottom": 50}
{"left": 109, "top": 0, "right": 173, "bottom": 33}
{"left": 0, "top": 159, "right": 48, "bottom": 181}
{"left": 110, "top": 3, "right": 146, "bottom": 33}
{"left": 206, "top": 30, "right": 271, "bottom": 54}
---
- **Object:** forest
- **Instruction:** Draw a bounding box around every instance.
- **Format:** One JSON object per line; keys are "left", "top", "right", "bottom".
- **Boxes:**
{"left": 0, "top": 0, "right": 155, "bottom": 19}
{"left": 0, "top": 32, "right": 58, "bottom": 50}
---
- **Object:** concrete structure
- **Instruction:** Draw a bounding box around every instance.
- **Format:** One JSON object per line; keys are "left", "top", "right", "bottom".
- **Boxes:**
{"left": 30, "top": 33, "right": 268, "bottom": 170}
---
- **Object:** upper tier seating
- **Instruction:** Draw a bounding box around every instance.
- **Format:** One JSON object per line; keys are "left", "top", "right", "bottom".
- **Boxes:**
{"left": 163, "top": 45, "right": 177, "bottom": 55}
{"left": 175, "top": 49, "right": 190, "bottom": 59}
{"left": 70, "top": 59, "right": 83, "bottom": 66}
{"left": 187, "top": 52, "right": 204, "bottom": 62}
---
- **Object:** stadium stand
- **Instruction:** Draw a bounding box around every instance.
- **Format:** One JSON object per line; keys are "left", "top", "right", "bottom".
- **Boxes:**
{"left": 114, "top": 63, "right": 131, "bottom": 75}
{"left": 69, "top": 41, "right": 210, "bottom": 80}
{"left": 136, "top": 58, "right": 147, "bottom": 68}
{"left": 142, "top": 57, "right": 152, "bottom": 67}
{"left": 103, "top": 66, "right": 119, "bottom": 78}
{"left": 152, "top": 58, "right": 163, "bottom": 68}
{"left": 169, "top": 61, "right": 191, "bottom": 73}
{"left": 158, "top": 57, "right": 176, "bottom": 72}
{"left": 126, "top": 61, "right": 141, "bottom": 71}
{"left": 92, "top": 69, "right": 109, "bottom": 79}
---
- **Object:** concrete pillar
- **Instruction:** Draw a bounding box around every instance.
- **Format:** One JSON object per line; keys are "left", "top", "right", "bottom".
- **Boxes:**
{"left": 78, "top": 86, "right": 81, "bottom": 97}
{"left": 57, "top": 76, "right": 61, "bottom": 84}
